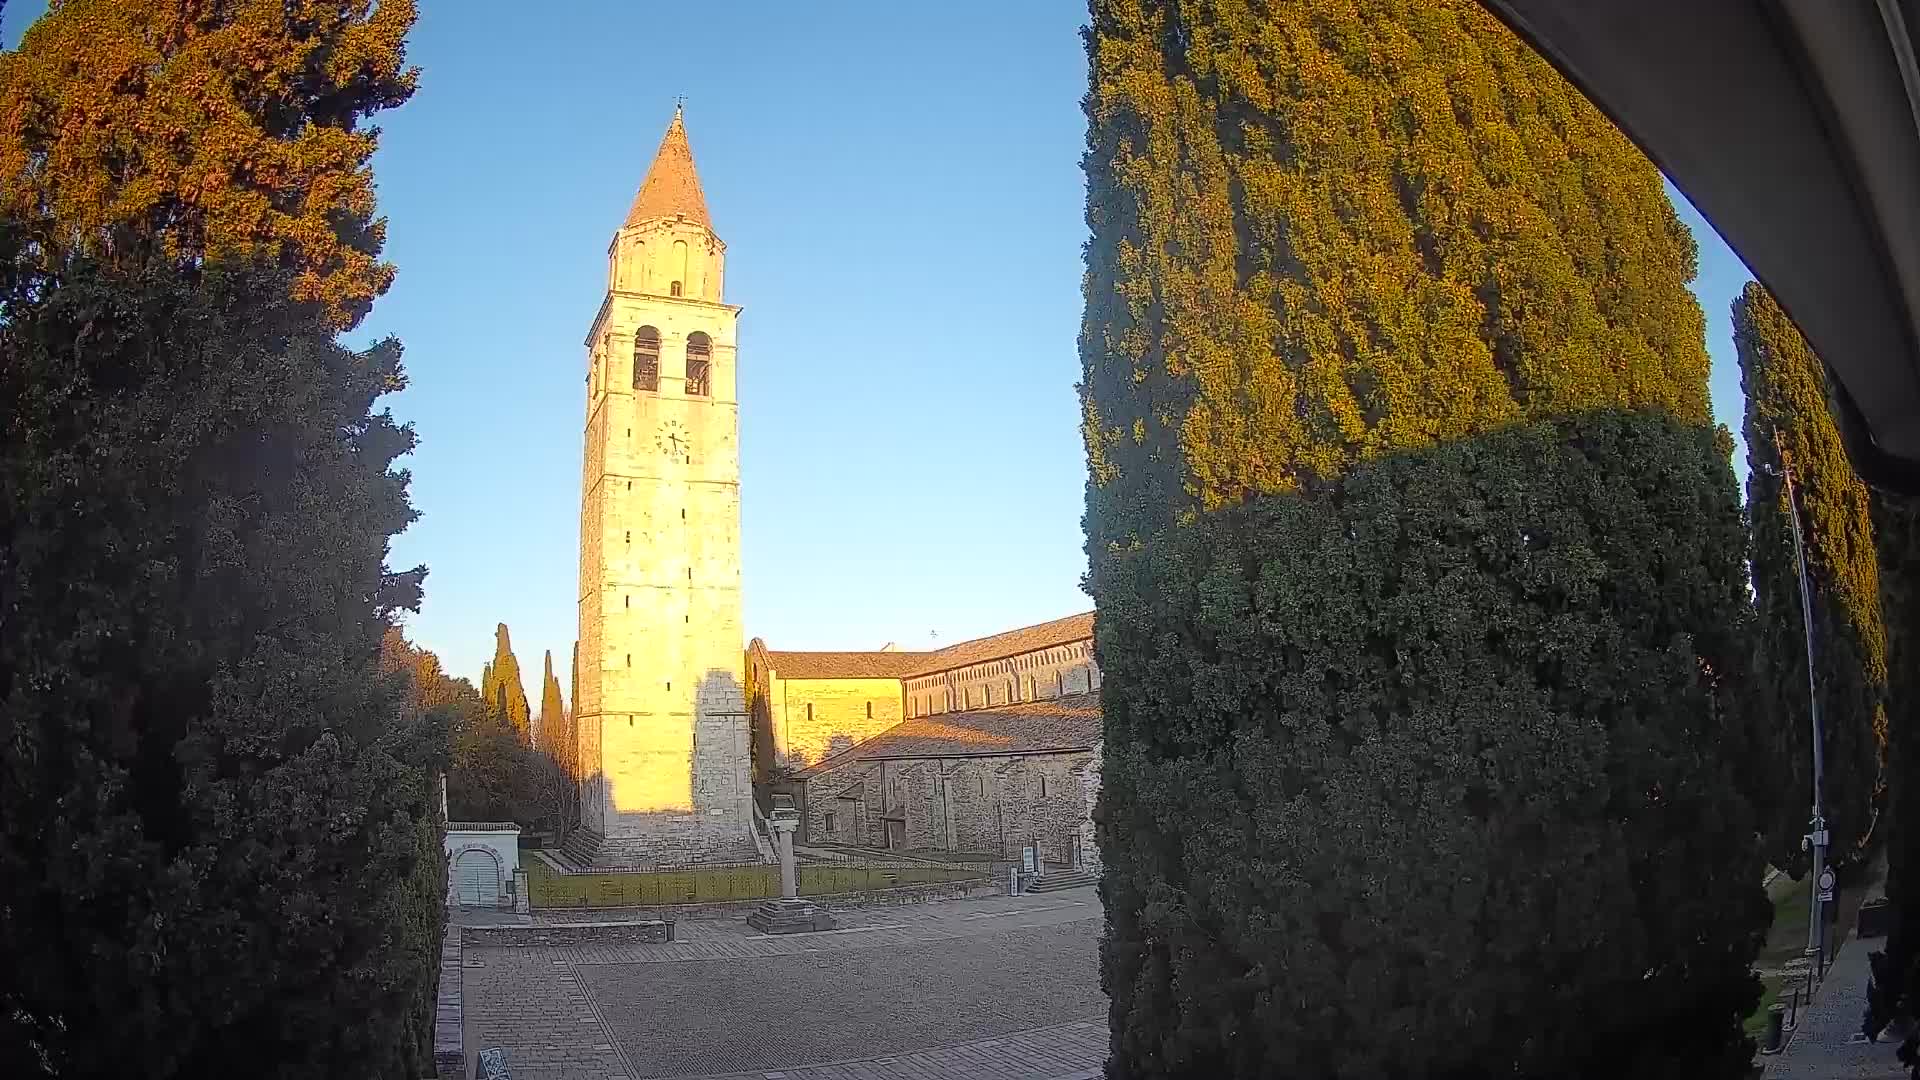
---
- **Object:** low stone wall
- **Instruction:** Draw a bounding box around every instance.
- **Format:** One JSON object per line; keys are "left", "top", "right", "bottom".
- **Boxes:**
{"left": 460, "top": 919, "right": 674, "bottom": 948}
{"left": 432, "top": 921, "right": 462, "bottom": 1078}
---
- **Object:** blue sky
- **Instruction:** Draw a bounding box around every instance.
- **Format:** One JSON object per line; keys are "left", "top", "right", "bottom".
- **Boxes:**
{"left": 2, "top": 2, "right": 1758, "bottom": 694}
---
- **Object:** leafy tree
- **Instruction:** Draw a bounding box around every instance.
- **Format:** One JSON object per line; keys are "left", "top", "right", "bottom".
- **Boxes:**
{"left": 480, "top": 623, "right": 531, "bottom": 743}
{"left": 1080, "top": 1, "right": 1767, "bottom": 1075}
{"left": 0, "top": 0, "right": 418, "bottom": 331}
{"left": 1735, "top": 282, "right": 1886, "bottom": 870}
{"left": 383, "top": 629, "right": 551, "bottom": 830}
{"left": 0, "top": 253, "right": 443, "bottom": 1079}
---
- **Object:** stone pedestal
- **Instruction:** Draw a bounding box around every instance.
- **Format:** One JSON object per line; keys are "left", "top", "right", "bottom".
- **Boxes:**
{"left": 745, "top": 812, "right": 834, "bottom": 934}
{"left": 746, "top": 897, "right": 837, "bottom": 935}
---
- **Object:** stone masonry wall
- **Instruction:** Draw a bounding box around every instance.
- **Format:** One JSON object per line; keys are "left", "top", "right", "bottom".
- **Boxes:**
{"left": 903, "top": 640, "right": 1100, "bottom": 719}
{"left": 765, "top": 676, "right": 905, "bottom": 768}
{"left": 577, "top": 206, "right": 749, "bottom": 863}
{"left": 801, "top": 749, "right": 1095, "bottom": 863}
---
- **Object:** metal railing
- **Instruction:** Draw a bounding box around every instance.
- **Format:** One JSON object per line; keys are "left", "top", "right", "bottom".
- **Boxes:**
{"left": 526, "top": 857, "right": 991, "bottom": 909}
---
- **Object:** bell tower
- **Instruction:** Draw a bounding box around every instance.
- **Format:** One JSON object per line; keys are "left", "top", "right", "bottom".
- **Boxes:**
{"left": 574, "top": 106, "right": 756, "bottom": 866}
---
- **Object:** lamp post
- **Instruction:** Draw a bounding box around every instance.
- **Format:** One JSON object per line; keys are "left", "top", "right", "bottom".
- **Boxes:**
{"left": 1774, "top": 444, "right": 1831, "bottom": 993}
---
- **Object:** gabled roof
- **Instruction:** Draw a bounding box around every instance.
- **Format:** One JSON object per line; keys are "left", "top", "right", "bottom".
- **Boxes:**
{"left": 798, "top": 693, "right": 1101, "bottom": 776}
{"left": 762, "top": 650, "right": 931, "bottom": 680}
{"left": 757, "top": 611, "right": 1096, "bottom": 684}
{"left": 907, "top": 612, "right": 1094, "bottom": 677}
{"left": 623, "top": 106, "right": 711, "bottom": 231}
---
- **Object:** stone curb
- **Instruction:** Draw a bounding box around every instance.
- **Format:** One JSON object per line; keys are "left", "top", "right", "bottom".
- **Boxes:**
{"left": 432, "top": 920, "right": 462, "bottom": 1078}
{"left": 461, "top": 919, "right": 674, "bottom": 948}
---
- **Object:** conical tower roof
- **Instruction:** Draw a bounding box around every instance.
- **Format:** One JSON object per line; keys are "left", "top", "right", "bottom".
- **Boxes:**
{"left": 623, "top": 106, "right": 711, "bottom": 231}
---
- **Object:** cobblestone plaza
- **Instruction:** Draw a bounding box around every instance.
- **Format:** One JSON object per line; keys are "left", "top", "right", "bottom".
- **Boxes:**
{"left": 460, "top": 888, "right": 1107, "bottom": 1080}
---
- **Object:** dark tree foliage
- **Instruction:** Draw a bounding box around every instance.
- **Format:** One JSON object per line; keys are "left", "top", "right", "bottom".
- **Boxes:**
{"left": 1867, "top": 492, "right": 1920, "bottom": 1073}
{"left": 0, "top": 253, "right": 444, "bottom": 1078}
{"left": 1080, "top": 2, "right": 1768, "bottom": 1076}
{"left": 1735, "top": 282, "right": 1887, "bottom": 871}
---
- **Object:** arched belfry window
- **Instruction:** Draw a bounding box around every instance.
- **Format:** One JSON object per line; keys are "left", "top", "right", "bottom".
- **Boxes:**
{"left": 685, "top": 331, "right": 711, "bottom": 397}
{"left": 633, "top": 326, "right": 660, "bottom": 391}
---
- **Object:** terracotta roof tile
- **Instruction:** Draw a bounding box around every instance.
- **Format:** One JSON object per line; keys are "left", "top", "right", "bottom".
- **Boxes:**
{"left": 759, "top": 612, "right": 1095, "bottom": 683}
{"left": 762, "top": 650, "right": 931, "bottom": 680}
{"left": 907, "top": 611, "right": 1095, "bottom": 676}
{"left": 624, "top": 107, "right": 711, "bottom": 230}
{"left": 798, "top": 693, "right": 1101, "bottom": 776}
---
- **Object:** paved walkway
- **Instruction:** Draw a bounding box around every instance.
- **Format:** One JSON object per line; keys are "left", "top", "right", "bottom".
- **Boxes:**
{"left": 1767, "top": 872, "right": 1902, "bottom": 1078}
{"left": 462, "top": 888, "right": 1107, "bottom": 1080}
{"left": 676, "top": 1019, "right": 1105, "bottom": 1080}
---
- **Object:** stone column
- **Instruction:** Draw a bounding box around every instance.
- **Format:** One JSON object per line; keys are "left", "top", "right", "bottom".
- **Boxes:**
{"left": 772, "top": 817, "right": 798, "bottom": 899}
{"left": 747, "top": 813, "right": 834, "bottom": 934}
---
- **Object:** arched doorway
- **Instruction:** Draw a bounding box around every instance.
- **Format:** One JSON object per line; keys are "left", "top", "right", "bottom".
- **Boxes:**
{"left": 453, "top": 847, "right": 503, "bottom": 906}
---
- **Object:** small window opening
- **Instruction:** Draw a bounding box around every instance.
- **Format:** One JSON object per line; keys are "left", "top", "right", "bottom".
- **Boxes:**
{"left": 866, "top": 701, "right": 874, "bottom": 719}
{"left": 626, "top": 654, "right": 631, "bottom": 667}
{"left": 625, "top": 596, "right": 630, "bottom": 609}
{"left": 806, "top": 703, "right": 814, "bottom": 722}
{"left": 670, "top": 280, "right": 683, "bottom": 297}
{"left": 1040, "top": 775, "right": 1049, "bottom": 798}
{"left": 825, "top": 811, "right": 837, "bottom": 833}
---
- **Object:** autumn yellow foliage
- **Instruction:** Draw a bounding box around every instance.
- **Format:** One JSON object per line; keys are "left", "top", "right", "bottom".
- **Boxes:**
{"left": 0, "top": 0, "right": 417, "bottom": 330}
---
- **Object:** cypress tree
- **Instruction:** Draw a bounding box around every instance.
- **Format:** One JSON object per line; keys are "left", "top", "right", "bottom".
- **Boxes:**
{"left": 483, "top": 623, "right": 531, "bottom": 742}
{"left": 1081, "top": 2, "right": 1767, "bottom": 1075}
{"left": 0, "top": 2, "right": 438, "bottom": 1073}
{"left": 539, "top": 650, "right": 564, "bottom": 754}
{"left": 1734, "top": 282, "right": 1886, "bottom": 870}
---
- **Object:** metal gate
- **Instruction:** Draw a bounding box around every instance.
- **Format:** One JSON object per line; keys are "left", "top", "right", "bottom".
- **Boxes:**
{"left": 455, "top": 849, "right": 500, "bottom": 906}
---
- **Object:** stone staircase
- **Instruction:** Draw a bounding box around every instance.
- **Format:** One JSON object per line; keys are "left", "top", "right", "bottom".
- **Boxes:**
{"left": 1024, "top": 867, "right": 1099, "bottom": 893}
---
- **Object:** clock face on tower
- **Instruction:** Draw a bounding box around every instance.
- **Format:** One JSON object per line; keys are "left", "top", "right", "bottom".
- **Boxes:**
{"left": 655, "top": 419, "right": 690, "bottom": 463}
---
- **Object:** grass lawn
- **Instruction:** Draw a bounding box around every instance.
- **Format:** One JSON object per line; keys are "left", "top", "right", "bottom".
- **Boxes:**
{"left": 1745, "top": 871, "right": 1815, "bottom": 1038}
